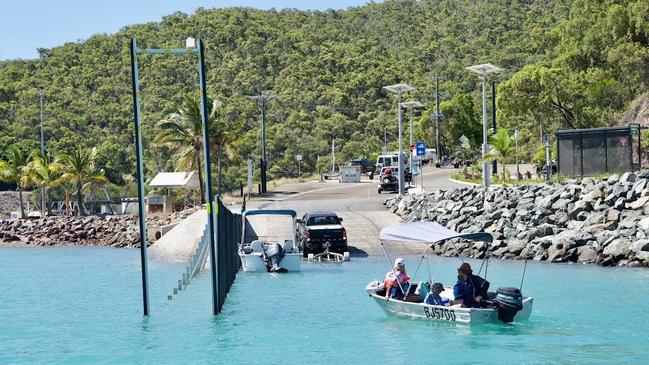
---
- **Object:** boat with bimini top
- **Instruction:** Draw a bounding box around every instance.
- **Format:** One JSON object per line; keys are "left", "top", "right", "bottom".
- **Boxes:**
{"left": 238, "top": 210, "right": 301, "bottom": 272}
{"left": 365, "top": 221, "right": 533, "bottom": 324}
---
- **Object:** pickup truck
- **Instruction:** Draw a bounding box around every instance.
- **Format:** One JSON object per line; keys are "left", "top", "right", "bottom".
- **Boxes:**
{"left": 349, "top": 159, "right": 376, "bottom": 179}
{"left": 297, "top": 212, "right": 347, "bottom": 256}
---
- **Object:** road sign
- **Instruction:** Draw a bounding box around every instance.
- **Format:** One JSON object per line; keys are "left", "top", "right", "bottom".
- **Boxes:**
{"left": 630, "top": 123, "right": 640, "bottom": 136}
{"left": 416, "top": 141, "right": 425, "bottom": 156}
{"left": 296, "top": 154, "right": 303, "bottom": 161}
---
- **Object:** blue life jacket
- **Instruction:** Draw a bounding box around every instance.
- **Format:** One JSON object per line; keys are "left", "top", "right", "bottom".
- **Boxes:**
{"left": 425, "top": 293, "right": 450, "bottom": 306}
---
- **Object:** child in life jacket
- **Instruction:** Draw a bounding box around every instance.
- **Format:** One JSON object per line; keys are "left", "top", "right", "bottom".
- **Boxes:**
{"left": 384, "top": 258, "right": 410, "bottom": 299}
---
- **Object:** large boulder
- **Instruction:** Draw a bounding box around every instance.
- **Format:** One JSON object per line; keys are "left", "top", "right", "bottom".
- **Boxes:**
{"left": 578, "top": 246, "right": 599, "bottom": 263}
{"left": 627, "top": 196, "right": 649, "bottom": 210}
{"left": 637, "top": 217, "right": 649, "bottom": 231}
{"left": 603, "top": 238, "right": 632, "bottom": 261}
{"left": 630, "top": 239, "right": 649, "bottom": 254}
{"left": 620, "top": 172, "right": 637, "bottom": 184}
{"left": 568, "top": 200, "right": 591, "bottom": 220}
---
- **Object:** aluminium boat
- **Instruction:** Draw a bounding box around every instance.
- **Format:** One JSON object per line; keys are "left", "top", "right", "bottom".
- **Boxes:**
{"left": 238, "top": 210, "right": 301, "bottom": 272}
{"left": 366, "top": 222, "right": 533, "bottom": 324}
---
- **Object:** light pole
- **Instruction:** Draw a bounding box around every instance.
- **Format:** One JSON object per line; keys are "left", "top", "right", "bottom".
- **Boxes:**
{"left": 515, "top": 129, "right": 520, "bottom": 180}
{"left": 544, "top": 133, "right": 552, "bottom": 184}
{"left": 129, "top": 36, "right": 219, "bottom": 316}
{"left": 247, "top": 93, "right": 276, "bottom": 194}
{"left": 383, "top": 83, "right": 415, "bottom": 196}
{"left": 466, "top": 64, "right": 503, "bottom": 187}
{"left": 401, "top": 101, "right": 424, "bottom": 183}
{"left": 430, "top": 76, "right": 446, "bottom": 164}
{"left": 38, "top": 88, "right": 46, "bottom": 217}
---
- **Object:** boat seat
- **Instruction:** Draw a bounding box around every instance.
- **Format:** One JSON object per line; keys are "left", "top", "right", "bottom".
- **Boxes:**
{"left": 250, "top": 240, "right": 264, "bottom": 253}
{"left": 283, "top": 240, "right": 294, "bottom": 253}
{"left": 419, "top": 281, "right": 430, "bottom": 301}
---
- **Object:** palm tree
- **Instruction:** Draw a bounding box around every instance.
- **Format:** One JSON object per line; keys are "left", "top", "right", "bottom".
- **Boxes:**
{"left": 53, "top": 147, "right": 107, "bottom": 216}
{"left": 155, "top": 95, "right": 218, "bottom": 204}
{"left": 0, "top": 146, "right": 30, "bottom": 218}
{"left": 209, "top": 101, "right": 243, "bottom": 195}
{"left": 485, "top": 128, "right": 516, "bottom": 183}
{"left": 25, "top": 151, "right": 60, "bottom": 216}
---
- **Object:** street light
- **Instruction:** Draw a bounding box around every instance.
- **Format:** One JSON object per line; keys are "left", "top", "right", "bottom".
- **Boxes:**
{"left": 429, "top": 75, "right": 447, "bottom": 164}
{"left": 37, "top": 88, "right": 46, "bottom": 217}
{"left": 465, "top": 63, "right": 503, "bottom": 187}
{"left": 247, "top": 93, "right": 276, "bottom": 194}
{"left": 383, "top": 83, "right": 415, "bottom": 196}
{"left": 400, "top": 101, "right": 424, "bottom": 181}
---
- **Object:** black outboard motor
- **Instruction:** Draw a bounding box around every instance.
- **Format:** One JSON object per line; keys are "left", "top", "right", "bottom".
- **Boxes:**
{"left": 494, "top": 287, "right": 523, "bottom": 323}
{"left": 264, "top": 243, "right": 286, "bottom": 272}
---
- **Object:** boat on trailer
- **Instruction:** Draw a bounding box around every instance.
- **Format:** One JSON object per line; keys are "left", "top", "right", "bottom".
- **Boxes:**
{"left": 238, "top": 210, "right": 301, "bottom": 273}
{"left": 366, "top": 222, "right": 533, "bottom": 324}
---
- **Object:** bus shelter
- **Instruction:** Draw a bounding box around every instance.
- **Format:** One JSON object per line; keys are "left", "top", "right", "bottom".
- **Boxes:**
{"left": 557, "top": 125, "right": 641, "bottom": 177}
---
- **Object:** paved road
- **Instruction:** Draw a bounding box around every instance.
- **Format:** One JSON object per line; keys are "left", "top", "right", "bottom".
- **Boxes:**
{"left": 243, "top": 166, "right": 462, "bottom": 255}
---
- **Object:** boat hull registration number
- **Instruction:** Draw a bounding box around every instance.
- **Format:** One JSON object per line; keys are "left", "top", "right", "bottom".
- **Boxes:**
{"left": 423, "top": 306, "right": 456, "bottom": 321}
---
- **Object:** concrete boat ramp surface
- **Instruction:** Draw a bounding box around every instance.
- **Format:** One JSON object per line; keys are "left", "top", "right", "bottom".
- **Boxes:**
{"left": 150, "top": 167, "right": 460, "bottom": 260}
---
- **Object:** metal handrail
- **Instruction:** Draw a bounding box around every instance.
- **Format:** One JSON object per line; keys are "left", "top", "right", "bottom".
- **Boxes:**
{"left": 167, "top": 222, "right": 209, "bottom": 300}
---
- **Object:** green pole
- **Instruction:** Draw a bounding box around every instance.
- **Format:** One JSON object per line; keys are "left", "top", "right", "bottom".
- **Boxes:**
{"left": 129, "top": 38, "right": 150, "bottom": 316}
{"left": 197, "top": 39, "right": 220, "bottom": 315}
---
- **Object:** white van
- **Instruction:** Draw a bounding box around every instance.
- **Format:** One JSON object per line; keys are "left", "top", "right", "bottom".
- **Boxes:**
{"left": 376, "top": 155, "right": 398, "bottom": 169}
{"left": 423, "top": 148, "right": 437, "bottom": 164}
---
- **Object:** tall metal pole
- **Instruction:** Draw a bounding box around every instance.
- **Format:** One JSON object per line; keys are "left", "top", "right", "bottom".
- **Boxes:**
{"left": 435, "top": 78, "right": 441, "bottom": 162}
{"left": 260, "top": 99, "right": 267, "bottom": 194}
{"left": 544, "top": 133, "right": 552, "bottom": 184}
{"left": 398, "top": 93, "right": 405, "bottom": 196}
{"left": 409, "top": 107, "right": 413, "bottom": 179}
{"left": 129, "top": 38, "right": 150, "bottom": 316}
{"left": 491, "top": 81, "right": 497, "bottom": 175}
{"left": 383, "top": 119, "right": 387, "bottom": 152}
{"left": 197, "top": 39, "right": 219, "bottom": 316}
{"left": 481, "top": 77, "right": 490, "bottom": 187}
{"left": 515, "top": 130, "right": 520, "bottom": 180}
{"left": 38, "top": 89, "right": 46, "bottom": 216}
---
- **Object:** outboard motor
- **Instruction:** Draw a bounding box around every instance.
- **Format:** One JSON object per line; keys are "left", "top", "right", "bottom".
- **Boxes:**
{"left": 494, "top": 287, "right": 523, "bottom": 323}
{"left": 264, "top": 243, "right": 286, "bottom": 272}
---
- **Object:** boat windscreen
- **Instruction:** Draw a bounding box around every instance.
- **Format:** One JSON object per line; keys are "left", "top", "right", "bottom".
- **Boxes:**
{"left": 379, "top": 221, "right": 492, "bottom": 245}
{"left": 244, "top": 214, "right": 295, "bottom": 244}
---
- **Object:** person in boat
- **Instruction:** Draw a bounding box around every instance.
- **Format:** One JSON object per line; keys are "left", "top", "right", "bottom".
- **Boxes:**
{"left": 383, "top": 258, "right": 410, "bottom": 299}
{"left": 451, "top": 263, "right": 489, "bottom": 308}
{"left": 424, "top": 282, "right": 450, "bottom": 306}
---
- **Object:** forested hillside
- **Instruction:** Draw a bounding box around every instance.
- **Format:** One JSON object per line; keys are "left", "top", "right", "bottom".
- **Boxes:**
{"left": 1, "top": 0, "right": 647, "bottom": 193}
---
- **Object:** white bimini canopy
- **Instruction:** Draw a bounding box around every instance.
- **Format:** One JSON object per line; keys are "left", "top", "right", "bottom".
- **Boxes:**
{"left": 379, "top": 221, "right": 492, "bottom": 245}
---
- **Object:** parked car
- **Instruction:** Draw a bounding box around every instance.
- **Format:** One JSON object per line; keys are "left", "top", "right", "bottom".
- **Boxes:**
{"left": 297, "top": 212, "right": 347, "bottom": 257}
{"left": 349, "top": 158, "right": 376, "bottom": 178}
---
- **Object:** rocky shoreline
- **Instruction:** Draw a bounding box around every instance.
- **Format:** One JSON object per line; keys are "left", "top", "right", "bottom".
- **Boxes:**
{"left": 0, "top": 207, "right": 201, "bottom": 248}
{"left": 385, "top": 172, "right": 649, "bottom": 267}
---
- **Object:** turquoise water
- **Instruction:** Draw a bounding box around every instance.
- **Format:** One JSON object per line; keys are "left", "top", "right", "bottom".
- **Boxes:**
{"left": 1, "top": 247, "right": 648, "bottom": 364}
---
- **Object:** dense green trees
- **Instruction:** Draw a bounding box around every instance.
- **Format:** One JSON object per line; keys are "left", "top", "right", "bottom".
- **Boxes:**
{"left": 0, "top": 0, "right": 646, "bottom": 196}
{"left": 0, "top": 146, "right": 29, "bottom": 217}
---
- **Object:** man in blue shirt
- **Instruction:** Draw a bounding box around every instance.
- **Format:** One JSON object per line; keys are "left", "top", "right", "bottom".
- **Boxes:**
{"left": 451, "top": 263, "right": 489, "bottom": 308}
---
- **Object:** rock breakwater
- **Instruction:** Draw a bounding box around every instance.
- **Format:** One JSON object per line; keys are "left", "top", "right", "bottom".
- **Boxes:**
{"left": 385, "top": 172, "right": 649, "bottom": 267}
{"left": 0, "top": 207, "right": 200, "bottom": 247}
